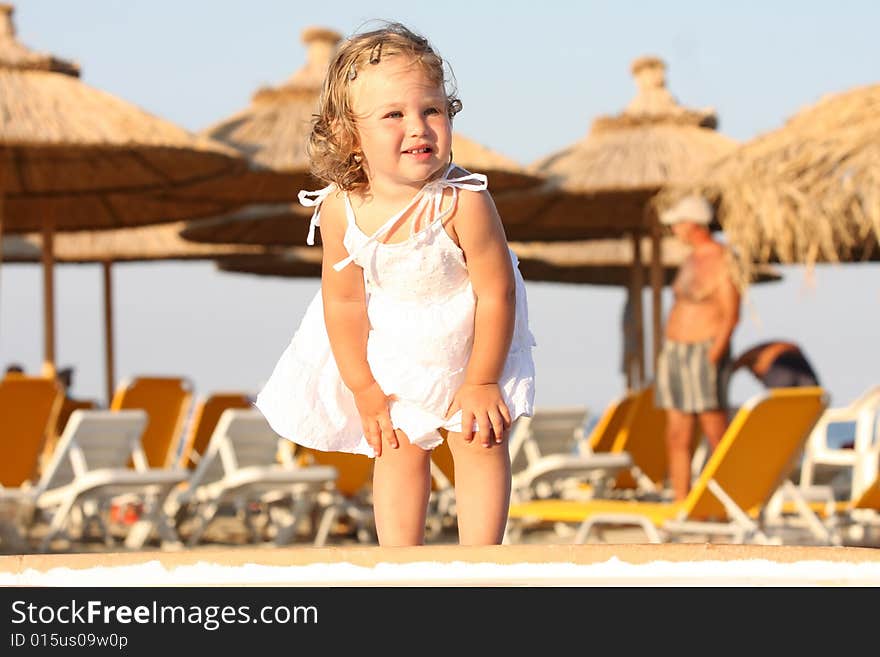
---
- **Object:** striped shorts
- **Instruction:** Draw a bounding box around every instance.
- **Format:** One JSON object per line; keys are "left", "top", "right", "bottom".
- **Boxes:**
{"left": 655, "top": 339, "right": 729, "bottom": 413}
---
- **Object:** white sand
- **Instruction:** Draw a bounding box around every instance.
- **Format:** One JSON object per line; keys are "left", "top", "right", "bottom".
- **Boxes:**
{"left": 4, "top": 557, "right": 880, "bottom": 586}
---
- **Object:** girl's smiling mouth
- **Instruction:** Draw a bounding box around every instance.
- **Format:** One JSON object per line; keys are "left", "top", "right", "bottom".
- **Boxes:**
{"left": 403, "top": 144, "right": 434, "bottom": 157}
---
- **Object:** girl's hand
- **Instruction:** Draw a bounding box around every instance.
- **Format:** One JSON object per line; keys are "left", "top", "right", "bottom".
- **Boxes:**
{"left": 445, "top": 383, "right": 512, "bottom": 447}
{"left": 352, "top": 381, "right": 397, "bottom": 457}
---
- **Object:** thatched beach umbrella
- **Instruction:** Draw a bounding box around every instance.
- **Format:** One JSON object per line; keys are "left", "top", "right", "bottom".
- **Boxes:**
{"left": 214, "top": 247, "right": 323, "bottom": 279}
{"left": 655, "top": 83, "right": 880, "bottom": 283}
{"left": 179, "top": 203, "right": 312, "bottom": 248}
{"left": 179, "top": 132, "right": 544, "bottom": 248}
{"left": 3, "top": 225, "right": 268, "bottom": 403}
{"left": 526, "top": 56, "right": 736, "bottom": 239}
{"left": 186, "top": 25, "right": 543, "bottom": 205}
{"left": 169, "top": 25, "right": 342, "bottom": 217}
{"left": 213, "top": 239, "right": 781, "bottom": 388}
{"left": 511, "top": 238, "right": 782, "bottom": 385}
{"left": 171, "top": 25, "right": 339, "bottom": 249}
{"left": 0, "top": 234, "right": 38, "bottom": 260}
{"left": 176, "top": 24, "right": 543, "bottom": 248}
{"left": 213, "top": 238, "right": 782, "bottom": 287}
{"left": 509, "top": 238, "right": 783, "bottom": 286}
{"left": 525, "top": 56, "right": 738, "bottom": 384}
{"left": 0, "top": 3, "right": 256, "bottom": 374}
{"left": 451, "top": 133, "right": 544, "bottom": 194}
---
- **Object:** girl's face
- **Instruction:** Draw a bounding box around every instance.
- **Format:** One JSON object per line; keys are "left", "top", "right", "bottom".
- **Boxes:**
{"left": 350, "top": 56, "right": 452, "bottom": 194}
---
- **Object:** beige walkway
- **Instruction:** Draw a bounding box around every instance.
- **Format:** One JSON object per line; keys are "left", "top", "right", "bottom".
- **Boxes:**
{"left": 3, "top": 542, "right": 880, "bottom": 586}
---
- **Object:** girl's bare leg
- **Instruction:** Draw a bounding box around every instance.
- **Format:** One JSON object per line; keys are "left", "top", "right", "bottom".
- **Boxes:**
{"left": 371, "top": 430, "right": 432, "bottom": 546}
{"left": 446, "top": 430, "right": 511, "bottom": 545}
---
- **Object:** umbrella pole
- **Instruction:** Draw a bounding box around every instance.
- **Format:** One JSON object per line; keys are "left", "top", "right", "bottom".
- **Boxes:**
{"left": 0, "top": 191, "right": 4, "bottom": 348}
{"left": 630, "top": 230, "right": 645, "bottom": 388}
{"left": 102, "top": 259, "right": 115, "bottom": 406}
{"left": 0, "top": 160, "right": 5, "bottom": 347}
{"left": 41, "top": 218, "right": 56, "bottom": 378}
{"left": 650, "top": 216, "right": 664, "bottom": 381}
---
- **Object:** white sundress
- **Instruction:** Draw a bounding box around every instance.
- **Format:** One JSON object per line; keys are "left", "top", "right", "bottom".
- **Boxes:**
{"left": 255, "top": 164, "right": 536, "bottom": 457}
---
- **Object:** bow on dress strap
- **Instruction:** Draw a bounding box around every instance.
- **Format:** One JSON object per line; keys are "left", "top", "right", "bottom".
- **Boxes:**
{"left": 424, "top": 166, "right": 488, "bottom": 226}
{"left": 329, "top": 165, "right": 489, "bottom": 272}
{"left": 298, "top": 184, "right": 336, "bottom": 247}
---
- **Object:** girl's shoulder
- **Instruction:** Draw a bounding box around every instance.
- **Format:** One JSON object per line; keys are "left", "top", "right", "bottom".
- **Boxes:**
{"left": 319, "top": 186, "right": 347, "bottom": 209}
{"left": 445, "top": 168, "right": 503, "bottom": 243}
{"left": 311, "top": 186, "right": 348, "bottom": 238}
{"left": 448, "top": 172, "right": 494, "bottom": 214}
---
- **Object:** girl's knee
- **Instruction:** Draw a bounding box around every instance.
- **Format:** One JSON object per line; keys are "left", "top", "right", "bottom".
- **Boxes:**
{"left": 375, "top": 430, "right": 430, "bottom": 464}
{"left": 446, "top": 432, "right": 510, "bottom": 465}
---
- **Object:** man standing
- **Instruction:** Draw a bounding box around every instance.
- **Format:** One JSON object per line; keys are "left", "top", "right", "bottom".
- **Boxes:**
{"left": 655, "top": 195, "right": 741, "bottom": 501}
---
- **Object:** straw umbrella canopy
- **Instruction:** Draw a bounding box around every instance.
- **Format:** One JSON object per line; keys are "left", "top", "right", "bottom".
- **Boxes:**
{"left": 213, "top": 238, "right": 783, "bottom": 286}
{"left": 524, "top": 56, "right": 736, "bottom": 240}
{"left": 511, "top": 238, "right": 782, "bottom": 386}
{"left": 170, "top": 25, "right": 340, "bottom": 250}
{"left": 0, "top": 3, "right": 263, "bottom": 375}
{"left": 214, "top": 239, "right": 781, "bottom": 388}
{"left": 175, "top": 25, "right": 543, "bottom": 248}
{"left": 509, "top": 238, "right": 783, "bottom": 286}
{"left": 179, "top": 132, "right": 544, "bottom": 248}
{"left": 3, "top": 225, "right": 269, "bottom": 403}
{"left": 451, "top": 133, "right": 544, "bottom": 194}
{"left": 173, "top": 24, "right": 544, "bottom": 248}
{"left": 523, "top": 55, "right": 738, "bottom": 385}
{"left": 213, "top": 246, "right": 323, "bottom": 279}
{"left": 0, "top": 234, "right": 38, "bottom": 260}
{"left": 654, "top": 83, "right": 880, "bottom": 283}
{"left": 173, "top": 26, "right": 342, "bottom": 208}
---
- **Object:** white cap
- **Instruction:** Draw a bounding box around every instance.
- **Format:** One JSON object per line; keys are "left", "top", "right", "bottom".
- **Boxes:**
{"left": 659, "top": 194, "right": 713, "bottom": 225}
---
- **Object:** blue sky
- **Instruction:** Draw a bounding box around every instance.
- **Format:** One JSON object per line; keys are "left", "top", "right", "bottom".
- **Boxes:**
{"left": 2, "top": 1, "right": 879, "bottom": 415}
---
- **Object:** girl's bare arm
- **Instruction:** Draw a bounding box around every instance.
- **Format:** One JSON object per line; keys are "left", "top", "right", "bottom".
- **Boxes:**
{"left": 446, "top": 188, "right": 515, "bottom": 446}
{"left": 319, "top": 194, "right": 396, "bottom": 455}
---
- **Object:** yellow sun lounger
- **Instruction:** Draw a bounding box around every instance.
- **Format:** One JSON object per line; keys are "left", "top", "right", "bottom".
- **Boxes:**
{"left": 575, "top": 386, "right": 667, "bottom": 499}
{"left": 607, "top": 385, "right": 667, "bottom": 493}
{"left": 28, "top": 409, "right": 188, "bottom": 552}
{"left": 507, "top": 406, "right": 633, "bottom": 502}
{"left": 177, "top": 392, "right": 253, "bottom": 470}
{"left": 110, "top": 376, "right": 193, "bottom": 469}
{"left": 163, "top": 410, "right": 339, "bottom": 548}
{"left": 0, "top": 374, "right": 64, "bottom": 488}
{"left": 507, "top": 406, "right": 591, "bottom": 475}
{"left": 506, "top": 387, "right": 829, "bottom": 545}
{"left": 296, "top": 446, "right": 376, "bottom": 544}
{"left": 767, "top": 463, "right": 880, "bottom": 545}
{"left": 585, "top": 390, "right": 638, "bottom": 454}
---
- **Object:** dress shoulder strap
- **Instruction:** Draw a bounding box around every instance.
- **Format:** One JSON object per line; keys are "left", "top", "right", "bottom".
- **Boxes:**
{"left": 423, "top": 164, "right": 488, "bottom": 228}
{"left": 430, "top": 164, "right": 489, "bottom": 193}
{"left": 319, "top": 164, "right": 490, "bottom": 272}
{"left": 297, "top": 184, "right": 336, "bottom": 246}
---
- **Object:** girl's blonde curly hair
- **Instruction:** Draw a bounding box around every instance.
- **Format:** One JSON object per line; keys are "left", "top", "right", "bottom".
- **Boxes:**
{"left": 308, "top": 22, "right": 461, "bottom": 191}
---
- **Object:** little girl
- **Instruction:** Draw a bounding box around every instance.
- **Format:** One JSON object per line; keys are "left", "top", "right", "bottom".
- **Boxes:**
{"left": 256, "top": 22, "right": 536, "bottom": 546}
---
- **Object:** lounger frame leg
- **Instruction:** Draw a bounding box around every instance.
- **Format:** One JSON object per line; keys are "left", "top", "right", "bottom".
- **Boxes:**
{"left": 574, "top": 515, "right": 663, "bottom": 544}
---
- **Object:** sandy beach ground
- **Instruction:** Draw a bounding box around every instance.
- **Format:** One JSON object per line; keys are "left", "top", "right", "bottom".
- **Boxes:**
{"left": 4, "top": 509, "right": 880, "bottom": 586}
